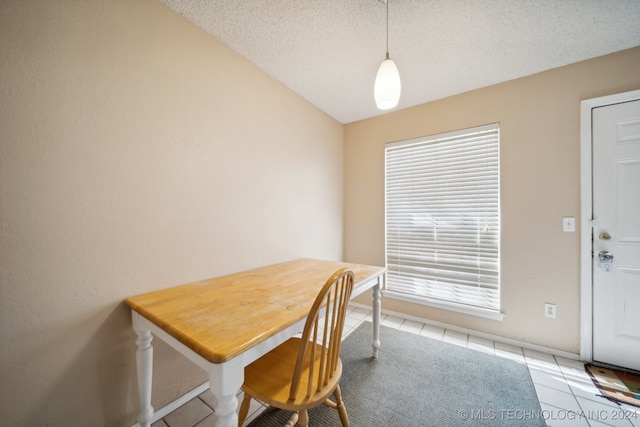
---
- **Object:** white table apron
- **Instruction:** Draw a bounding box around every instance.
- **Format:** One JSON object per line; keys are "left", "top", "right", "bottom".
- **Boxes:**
{"left": 130, "top": 276, "right": 383, "bottom": 427}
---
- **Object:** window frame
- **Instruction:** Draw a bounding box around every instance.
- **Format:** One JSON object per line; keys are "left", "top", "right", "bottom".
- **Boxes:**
{"left": 384, "top": 123, "right": 504, "bottom": 321}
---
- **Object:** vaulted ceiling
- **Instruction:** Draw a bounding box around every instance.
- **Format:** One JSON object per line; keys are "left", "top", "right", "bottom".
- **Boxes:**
{"left": 161, "top": 0, "right": 640, "bottom": 124}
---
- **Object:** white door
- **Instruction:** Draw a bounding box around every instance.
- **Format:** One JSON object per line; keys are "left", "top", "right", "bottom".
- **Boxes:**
{"left": 592, "top": 99, "right": 640, "bottom": 371}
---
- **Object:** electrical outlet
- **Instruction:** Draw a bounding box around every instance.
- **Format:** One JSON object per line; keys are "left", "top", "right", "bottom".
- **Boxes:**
{"left": 545, "top": 303, "right": 557, "bottom": 319}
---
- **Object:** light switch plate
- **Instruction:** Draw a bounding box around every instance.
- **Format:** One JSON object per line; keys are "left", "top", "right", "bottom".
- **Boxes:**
{"left": 562, "top": 217, "right": 575, "bottom": 232}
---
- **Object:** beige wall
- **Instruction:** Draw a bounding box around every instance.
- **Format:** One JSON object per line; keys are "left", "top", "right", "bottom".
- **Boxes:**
{"left": 345, "top": 46, "right": 640, "bottom": 354}
{"left": 0, "top": 1, "right": 343, "bottom": 426}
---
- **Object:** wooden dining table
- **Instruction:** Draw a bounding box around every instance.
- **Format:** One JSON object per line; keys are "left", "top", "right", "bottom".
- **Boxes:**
{"left": 124, "top": 258, "right": 386, "bottom": 427}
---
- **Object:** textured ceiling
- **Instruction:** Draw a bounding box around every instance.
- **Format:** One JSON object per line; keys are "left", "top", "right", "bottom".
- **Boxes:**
{"left": 161, "top": 0, "right": 640, "bottom": 124}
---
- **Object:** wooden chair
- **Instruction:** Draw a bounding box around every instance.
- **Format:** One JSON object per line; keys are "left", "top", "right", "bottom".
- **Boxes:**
{"left": 238, "top": 267, "right": 355, "bottom": 427}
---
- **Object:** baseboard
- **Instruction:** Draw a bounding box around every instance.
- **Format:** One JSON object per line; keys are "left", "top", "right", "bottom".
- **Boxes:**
{"left": 349, "top": 302, "right": 581, "bottom": 361}
{"left": 131, "top": 381, "right": 210, "bottom": 427}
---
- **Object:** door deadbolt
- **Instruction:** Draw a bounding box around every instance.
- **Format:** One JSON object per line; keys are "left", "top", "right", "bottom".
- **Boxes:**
{"left": 599, "top": 232, "right": 611, "bottom": 241}
{"left": 598, "top": 251, "right": 614, "bottom": 272}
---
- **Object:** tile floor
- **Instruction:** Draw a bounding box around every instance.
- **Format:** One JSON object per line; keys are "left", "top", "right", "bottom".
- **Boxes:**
{"left": 151, "top": 306, "right": 640, "bottom": 427}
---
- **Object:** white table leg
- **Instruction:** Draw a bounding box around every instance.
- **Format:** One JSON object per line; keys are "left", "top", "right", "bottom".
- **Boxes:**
{"left": 371, "top": 282, "right": 382, "bottom": 358}
{"left": 133, "top": 316, "right": 154, "bottom": 427}
{"left": 208, "top": 357, "right": 244, "bottom": 427}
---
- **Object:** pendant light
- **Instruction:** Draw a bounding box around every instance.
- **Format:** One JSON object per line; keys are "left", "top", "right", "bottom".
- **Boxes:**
{"left": 374, "top": 0, "right": 401, "bottom": 110}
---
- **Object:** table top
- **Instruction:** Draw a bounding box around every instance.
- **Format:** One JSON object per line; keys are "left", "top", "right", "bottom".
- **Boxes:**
{"left": 125, "top": 258, "right": 385, "bottom": 363}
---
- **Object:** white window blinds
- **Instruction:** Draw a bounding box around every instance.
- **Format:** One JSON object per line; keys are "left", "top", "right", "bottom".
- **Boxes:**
{"left": 385, "top": 124, "right": 500, "bottom": 312}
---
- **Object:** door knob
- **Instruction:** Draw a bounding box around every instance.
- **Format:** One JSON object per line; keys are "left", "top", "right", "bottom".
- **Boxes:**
{"left": 598, "top": 251, "right": 614, "bottom": 272}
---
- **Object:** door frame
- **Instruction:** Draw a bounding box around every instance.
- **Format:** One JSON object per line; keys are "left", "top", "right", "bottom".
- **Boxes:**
{"left": 579, "top": 89, "right": 640, "bottom": 363}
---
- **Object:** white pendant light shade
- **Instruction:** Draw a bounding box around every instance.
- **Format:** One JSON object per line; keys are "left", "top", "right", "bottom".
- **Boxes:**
{"left": 374, "top": 0, "right": 401, "bottom": 110}
{"left": 374, "top": 56, "right": 401, "bottom": 110}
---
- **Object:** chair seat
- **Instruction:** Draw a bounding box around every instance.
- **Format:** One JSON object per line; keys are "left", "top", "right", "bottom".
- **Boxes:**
{"left": 242, "top": 337, "right": 343, "bottom": 411}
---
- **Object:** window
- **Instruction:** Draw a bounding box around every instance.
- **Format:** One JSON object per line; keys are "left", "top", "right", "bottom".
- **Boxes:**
{"left": 385, "top": 124, "right": 501, "bottom": 318}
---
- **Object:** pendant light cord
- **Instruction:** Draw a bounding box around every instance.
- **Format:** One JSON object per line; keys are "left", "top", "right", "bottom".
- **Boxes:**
{"left": 385, "top": 0, "right": 390, "bottom": 59}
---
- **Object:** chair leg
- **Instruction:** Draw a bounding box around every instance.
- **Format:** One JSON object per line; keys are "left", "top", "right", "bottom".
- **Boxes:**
{"left": 298, "top": 409, "right": 309, "bottom": 427}
{"left": 284, "top": 411, "right": 299, "bottom": 427}
{"left": 237, "top": 393, "right": 252, "bottom": 427}
{"left": 334, "top": 385, "right": 350, "bottom": 427}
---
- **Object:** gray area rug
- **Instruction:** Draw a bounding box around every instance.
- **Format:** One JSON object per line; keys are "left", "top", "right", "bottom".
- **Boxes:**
{"left": 248, "top": 322, "right": 544, "bottom": 426}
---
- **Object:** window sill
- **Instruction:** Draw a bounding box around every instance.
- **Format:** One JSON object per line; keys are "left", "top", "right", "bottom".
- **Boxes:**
{"left": 384, "top": 291, "right": 505, "bottom": 321}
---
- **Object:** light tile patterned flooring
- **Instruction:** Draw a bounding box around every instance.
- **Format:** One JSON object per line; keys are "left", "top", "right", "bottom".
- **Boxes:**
{"left": 151, "top": 306, "right": 640, "bottom": 427}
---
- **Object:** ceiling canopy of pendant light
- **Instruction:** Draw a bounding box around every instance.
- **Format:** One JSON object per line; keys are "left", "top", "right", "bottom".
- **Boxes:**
{"left": 374, "top": 0, "right": 401, "bottom": 110}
